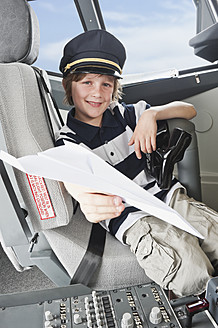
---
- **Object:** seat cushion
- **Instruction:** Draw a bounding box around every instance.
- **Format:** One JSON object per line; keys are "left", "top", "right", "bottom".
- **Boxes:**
{"left": 44, "top": 207, "right": 150, "bottom": 290}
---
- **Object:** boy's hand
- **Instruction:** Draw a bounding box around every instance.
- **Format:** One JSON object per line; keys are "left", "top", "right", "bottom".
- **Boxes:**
{"left": 64, "top": 182, "right": 125, "bottom": 223}
{"left": 128, "top": 110, "right": 157, "bottom": 159}
{"left": 128, "top": 101, "right": 197, "bottom": 160}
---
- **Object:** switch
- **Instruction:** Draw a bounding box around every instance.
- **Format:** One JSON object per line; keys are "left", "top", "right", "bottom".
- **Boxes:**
{"left": 96, "top": 312, "right": 101, "bottom": 320}
{"left": 85, "top": 302, "right": 90, "bottom": 311}
{"left": 85, "top": 297, "right": 89, "bottom": 304}
{"left": 74, "top": 313, "right": 82, "bottom": 324}
{"left": 121, "top": 312, "right": 134, "bottom": 328}
{"left": 92, "top": 291, "right": 97, "bottom": 299}
{"left": 149, "top": 307, "right": 162, "bottom": 324}
{"left": 86, "top": 313, "right": 91, "bottom": 321}
{"left": 45, "top": 311, "right": 54, "bottom": 321}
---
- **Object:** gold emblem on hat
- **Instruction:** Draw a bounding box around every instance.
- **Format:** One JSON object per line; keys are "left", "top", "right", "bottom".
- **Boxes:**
{"left": 64, "top": 57, "right": 122, "bottom": 74}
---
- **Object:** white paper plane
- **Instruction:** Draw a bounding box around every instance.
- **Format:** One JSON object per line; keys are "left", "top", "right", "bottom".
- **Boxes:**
{"left": 0, "top": 142, "right": 204, "bottom": 239}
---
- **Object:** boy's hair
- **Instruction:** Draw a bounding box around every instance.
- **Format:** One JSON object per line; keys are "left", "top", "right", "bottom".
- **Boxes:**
{"left": 63, "top": 73, "right": 123, "bottom": 106}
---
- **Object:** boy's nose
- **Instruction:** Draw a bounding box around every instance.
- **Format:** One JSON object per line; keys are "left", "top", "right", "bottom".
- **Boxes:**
{"left": 92, "top": 84, "right": 102, "bottom": 97}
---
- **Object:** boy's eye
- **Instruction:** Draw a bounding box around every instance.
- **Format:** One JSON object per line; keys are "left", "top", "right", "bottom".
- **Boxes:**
{"left": 103, "top": 82, "right": 112, "bottom": 88}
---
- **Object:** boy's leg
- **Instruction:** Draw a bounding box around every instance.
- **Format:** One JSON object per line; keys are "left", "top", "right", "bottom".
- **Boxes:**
{"left": 124, "top": 213, "right": 214, "bottom": 297}
{"left": 170, "top": 188, "right": 218, "bottom": 271}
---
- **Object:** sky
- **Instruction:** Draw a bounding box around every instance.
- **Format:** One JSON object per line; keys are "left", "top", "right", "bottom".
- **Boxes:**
{"left": 31, "top": 0, "right": 208, "bottom": 77}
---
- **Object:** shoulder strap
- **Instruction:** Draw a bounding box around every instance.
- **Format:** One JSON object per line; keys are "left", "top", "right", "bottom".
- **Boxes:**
{"left": 70, "top": 223, "right": 106, "bottom": 285}
{"left": 32, "top": 67, "right": 64, "bottom": 142}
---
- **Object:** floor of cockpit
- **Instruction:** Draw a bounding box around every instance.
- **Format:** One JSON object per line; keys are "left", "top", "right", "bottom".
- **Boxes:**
{"left": 0, "top": 243, "right": 55, "bottom": 294}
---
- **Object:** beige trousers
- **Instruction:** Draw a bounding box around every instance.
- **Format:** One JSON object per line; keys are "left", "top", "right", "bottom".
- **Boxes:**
{"left": 124, "top": 189, "right": 218, "bottom": 297}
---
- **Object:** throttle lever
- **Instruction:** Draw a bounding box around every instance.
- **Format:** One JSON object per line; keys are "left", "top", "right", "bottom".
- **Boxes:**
{"left": 185, "top": 298, "right": 209, "bottom": 328}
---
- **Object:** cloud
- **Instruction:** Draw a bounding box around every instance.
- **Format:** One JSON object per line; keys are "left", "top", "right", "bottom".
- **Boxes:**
{"left": 35, "top": 38, "right": 71, "bottom": 72}
{"left": 35, "top": 0, "right": 207, "bottom": 75}
{"left": 36, "top": 2, "right": 57, "bottom": 13}
{"left": 104, "top": 0, "right": 195, "bottom": 26}
{"left": 161, "top": 0, "right": 194, "bottom": 13}
{"left": 104, "top": 2, "right": 204, "bottom": 74}
{"left": 33, "top": 0, "right": 76, "bottom": 16}
{"left": 103, "top": 11, "right": 148, "bottom": 25}
{"left": 39, "top": 39, "right": 69, "bottom": 62}
{"left": 116, "top": 22, "right": 206, "bottom": 74}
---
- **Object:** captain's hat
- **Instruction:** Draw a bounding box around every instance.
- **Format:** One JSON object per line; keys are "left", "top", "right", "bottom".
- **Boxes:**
{"left": 59, "top": 29, "right": 126, "bottom": 78}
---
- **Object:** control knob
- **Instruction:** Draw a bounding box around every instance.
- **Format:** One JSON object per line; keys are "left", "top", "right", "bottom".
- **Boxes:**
{"left": 149, "top": 307, "right": 162, "bottom": 324}
{"left": 74, "top": 313, "right": 82, "bottom": 324}
{"left": 45, "top": 311, "right": 54, "bottom": 321}
{"left": 121, "top": 312, "right": 134, "bottom": 328}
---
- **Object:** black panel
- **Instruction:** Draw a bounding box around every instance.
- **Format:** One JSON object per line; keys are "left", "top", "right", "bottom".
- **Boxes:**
{"left": 122, "top": 68, "right": 218, "bottom": 106}
{"left": 189, "top": 22, "right": 218, "bottom": 62}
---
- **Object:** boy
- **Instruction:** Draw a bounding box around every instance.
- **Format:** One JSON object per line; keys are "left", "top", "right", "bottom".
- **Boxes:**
{"left": 56, "top": 29, "right": 218, "bottom": 297}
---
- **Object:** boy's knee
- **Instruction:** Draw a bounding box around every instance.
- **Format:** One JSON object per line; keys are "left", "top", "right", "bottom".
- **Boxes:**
{"left": 135, "top": 235, "right": 182, "bottom": 289}
{"left": 168, "top": 258, "right": 213, "bottom": 297}
{"left": 170, "top": 274, "right": 211, "bottom": 297}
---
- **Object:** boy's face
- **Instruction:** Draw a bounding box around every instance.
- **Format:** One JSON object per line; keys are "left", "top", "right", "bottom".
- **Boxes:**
{"left": 71, "top": 74, "right": 115, "bottom": 127}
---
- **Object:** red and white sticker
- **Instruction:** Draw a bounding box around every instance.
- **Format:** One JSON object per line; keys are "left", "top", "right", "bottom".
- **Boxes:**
{"left": 27, "top": 174, "right": 55, "bottom": 220}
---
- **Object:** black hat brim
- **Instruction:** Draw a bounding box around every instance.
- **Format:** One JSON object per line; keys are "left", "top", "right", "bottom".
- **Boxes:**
{"left": 66, "top": 66, "right": 122, "bottom": 79}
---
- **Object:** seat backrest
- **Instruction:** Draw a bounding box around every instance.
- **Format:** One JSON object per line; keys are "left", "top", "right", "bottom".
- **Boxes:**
{"left": 0, "top": 0, "right": 73, "bottom": 233}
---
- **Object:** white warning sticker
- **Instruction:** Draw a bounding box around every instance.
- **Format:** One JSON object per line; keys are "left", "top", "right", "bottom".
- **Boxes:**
{"left": 27, "top": 174, "right": 55, "bottom": 220}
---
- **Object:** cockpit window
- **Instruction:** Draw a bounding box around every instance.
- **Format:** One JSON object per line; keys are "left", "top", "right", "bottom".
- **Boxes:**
{"left": 31, "top": 0, "right": 208, "bottom": 76}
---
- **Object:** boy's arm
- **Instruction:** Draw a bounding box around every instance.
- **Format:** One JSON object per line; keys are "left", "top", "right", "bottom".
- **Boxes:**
{"left": 128, "top": 101, "right": 197, "bottom": 159}
{"left": 64, "top": 182, "right": 125, "bottom": 223}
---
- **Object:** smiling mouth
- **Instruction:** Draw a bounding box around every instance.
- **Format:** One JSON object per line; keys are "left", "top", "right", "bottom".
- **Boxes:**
{"left": 86, "top": 101, "right": 102, "bottom": 107}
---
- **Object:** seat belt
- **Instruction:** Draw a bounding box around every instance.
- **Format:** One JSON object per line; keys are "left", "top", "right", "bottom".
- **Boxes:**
{"left": 33, "top": 67, "right": 64, "bottom": 141}
{"left": 70, "top": 222, "right": 106, "bottom": 285}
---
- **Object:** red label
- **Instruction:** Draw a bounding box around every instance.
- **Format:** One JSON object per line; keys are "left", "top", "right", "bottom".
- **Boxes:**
{"left": 27, "top": 174, "right": 55, "bottom": 220}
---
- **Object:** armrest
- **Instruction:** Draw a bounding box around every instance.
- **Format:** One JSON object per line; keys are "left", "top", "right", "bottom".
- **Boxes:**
{"left": 167, "top": 118, "right": 202, "bottom": 201}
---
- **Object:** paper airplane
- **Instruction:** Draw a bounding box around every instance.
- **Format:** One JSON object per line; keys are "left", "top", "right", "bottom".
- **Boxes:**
{"left": 0, "top": 142, "right": 204, "bottom": 239}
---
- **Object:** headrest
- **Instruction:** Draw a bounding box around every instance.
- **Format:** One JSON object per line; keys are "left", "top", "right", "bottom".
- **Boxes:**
{"left": 0, "top": 0, "right": 40, "bottom": 65}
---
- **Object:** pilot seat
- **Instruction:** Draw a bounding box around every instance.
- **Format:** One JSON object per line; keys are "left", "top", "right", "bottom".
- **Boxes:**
{"left": 0, "top": 0, "right": 202, "bottom": 291}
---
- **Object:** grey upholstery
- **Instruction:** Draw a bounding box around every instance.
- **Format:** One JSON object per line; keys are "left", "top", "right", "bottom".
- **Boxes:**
{"left": 0, "top": 0, "right": 201, "bottom": 289}
{"left": 43, "top": 209, "right": 146, "bottom": 290}
{"left": 0, "top": 63, "right": 73, "bottom": 232}
{"left": 0, "top": 0, "right": 39, "bottom": 65}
